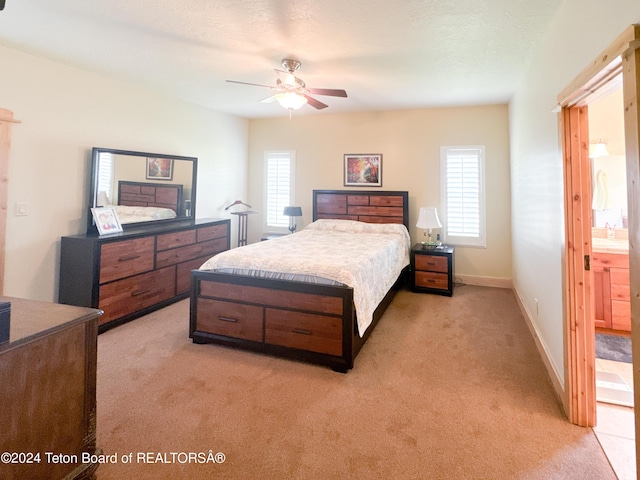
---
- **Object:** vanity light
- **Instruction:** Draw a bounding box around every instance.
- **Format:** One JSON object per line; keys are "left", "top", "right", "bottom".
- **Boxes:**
{"left": 589, "top": 139, "right": 610, "bottom": 158}
{"left": 416, "top": 207, "right": 442, "bottom": 248}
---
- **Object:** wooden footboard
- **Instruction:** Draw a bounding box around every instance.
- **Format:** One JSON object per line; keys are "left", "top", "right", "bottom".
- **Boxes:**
{"left": 189, "top": 269, "right": 407, "bottom": 372}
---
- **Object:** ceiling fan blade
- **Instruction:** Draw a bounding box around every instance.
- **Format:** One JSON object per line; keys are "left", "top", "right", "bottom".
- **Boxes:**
{"left": 304, "top": 95, "right": 328, "bottom": 110}
{"left": 226, "top": 80, "right": 275, "bottom": 89}
{"left": 307, "top": 88, "right": 348, "bottom": 98}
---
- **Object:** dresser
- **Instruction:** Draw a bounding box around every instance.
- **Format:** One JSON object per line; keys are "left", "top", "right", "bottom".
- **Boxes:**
{"left": 410, "top": 244, "right": 455, "bottom": 296}
{"left": 59, "top": 218, "right": 230, "bottom": 331}
{"left": 0, "top": 297, "right": 101, "bottom": 480}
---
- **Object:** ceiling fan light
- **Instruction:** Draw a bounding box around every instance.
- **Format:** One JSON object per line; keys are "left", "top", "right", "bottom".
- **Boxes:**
{"left": 275, "top": 92, "right": 307, "bottom": 110}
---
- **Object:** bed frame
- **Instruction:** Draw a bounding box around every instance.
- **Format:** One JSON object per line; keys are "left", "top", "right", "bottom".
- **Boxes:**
{"left": 189, "top": 190, "right": 409, "bottom": 372}
{"left": 118, "top": 180, "right": 184, "bottom": 215}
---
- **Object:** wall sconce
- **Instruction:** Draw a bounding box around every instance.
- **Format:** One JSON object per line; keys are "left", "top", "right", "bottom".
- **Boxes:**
{"left": 416, "top": 207, "right": 442, "bottom": 248}
{"left": 283, "top": 206, "right": 303, "bottom": 233}
{"left": 589, "top": 139, "right": 610, "bottom": 158}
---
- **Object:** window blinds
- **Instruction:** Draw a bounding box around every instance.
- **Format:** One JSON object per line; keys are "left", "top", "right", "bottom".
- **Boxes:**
{"left": 441, "top": 146, "right": 485, "bottom": 247}
{"left": 264, "top": 152, "right": 293, "bottom": 229}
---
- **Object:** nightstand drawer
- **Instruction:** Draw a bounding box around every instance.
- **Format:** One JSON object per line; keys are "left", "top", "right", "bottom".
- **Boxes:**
{"left": 415, "top": 255, "right": 448, "bottom": 273}
{"left": 415, "top": 271, "right": 449, "bottom": 290}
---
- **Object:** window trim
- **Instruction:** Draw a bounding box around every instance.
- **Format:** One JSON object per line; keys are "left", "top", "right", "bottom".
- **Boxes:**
{"left": 263, "top": 150, "right": 296, "bottom": 234}
{"left": 440, "top": 145, "right": 486, "bottom": 248}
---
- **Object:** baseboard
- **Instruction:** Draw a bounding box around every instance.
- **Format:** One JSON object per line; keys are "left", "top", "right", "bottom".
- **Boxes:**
{"left": 455, "top": 274, "right": 512, "bottom": 289}
{"left": 512, "top": 286, "right": 567, "bottom": 416}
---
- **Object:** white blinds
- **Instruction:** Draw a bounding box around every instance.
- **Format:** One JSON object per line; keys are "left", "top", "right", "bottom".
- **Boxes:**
{"left": 441, "top": 146, "right": 485, "bottom": 247}
{"left": 264, "top": 151, "right": 293, "bottom": 229}
{"left": 97, "top": 151, "right": 113, "bottom": 200}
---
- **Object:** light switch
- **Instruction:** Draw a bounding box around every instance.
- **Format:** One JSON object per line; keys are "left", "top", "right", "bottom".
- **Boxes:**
{"left": 15, "top": 203, "right": 28, "bottom": 216}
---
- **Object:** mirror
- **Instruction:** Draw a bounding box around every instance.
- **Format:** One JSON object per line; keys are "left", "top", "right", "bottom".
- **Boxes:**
{"left": 87, "top": 147, "right": 197, "bottom": 233}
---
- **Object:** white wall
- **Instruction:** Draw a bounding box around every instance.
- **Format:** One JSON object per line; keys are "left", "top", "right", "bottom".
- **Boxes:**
{"left": 0, "top": 45, "right": 248, "bottom": 302}
{"left": 248, "top": 106, "right": 512, "bottom": 282}
{"left": 510, "top": 1, "right": 640, "bottom": 385}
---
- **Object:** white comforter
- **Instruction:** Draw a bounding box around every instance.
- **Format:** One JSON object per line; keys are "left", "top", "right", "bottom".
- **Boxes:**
{"left": 113, "top": 205, "right": 177, "bottom": 224}
{"left": 199, "top": 219, "right": 411, "bottom": 336}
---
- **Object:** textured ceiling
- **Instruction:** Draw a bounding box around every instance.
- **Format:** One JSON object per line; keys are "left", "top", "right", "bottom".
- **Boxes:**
{"left": 0, "top": 0, "right": 562, "bottom": 119}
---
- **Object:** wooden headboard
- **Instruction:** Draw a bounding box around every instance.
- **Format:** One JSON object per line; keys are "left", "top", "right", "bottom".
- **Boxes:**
{"left": 313, "top": 190, "right": 409, "bottom": 229}
{"left": 118, "top": 181, "right": 184, "bottom": 214}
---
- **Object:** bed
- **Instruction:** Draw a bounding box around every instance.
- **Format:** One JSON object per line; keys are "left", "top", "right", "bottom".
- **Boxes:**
{"left": 189, "top": 190, "right": 410, "bottom": 372}
{"left": 115, "top": 180, "right": 182, "bottom": 223}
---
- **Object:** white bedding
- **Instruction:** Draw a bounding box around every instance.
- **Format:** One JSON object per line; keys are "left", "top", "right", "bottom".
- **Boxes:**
{"left": 112, "top": 205, "right": 177, "bottom": 224}
{"left": 199, "top": 219, "right": 411, "bottom": 336}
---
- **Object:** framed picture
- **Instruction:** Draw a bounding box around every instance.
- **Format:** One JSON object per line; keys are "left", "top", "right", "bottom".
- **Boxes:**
{"left": 91, "top": 207, "right": 123, "bottom": 235}
{"left": 344, "top": 154, "right": 382, "bottom": 187}
{"left": 146, "top": 157, "right": 173, "bottom": 180}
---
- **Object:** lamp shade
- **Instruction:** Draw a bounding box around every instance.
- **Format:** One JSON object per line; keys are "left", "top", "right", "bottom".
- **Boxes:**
{"left": 589, "top": 141, "right": 610, "bottom": 158}
{"left": 275, "top": 92, "right": 308, "bottom": 110}
{"left": 416, "top": 207, "right": 442, "bottom": 229}
{"left": 283, "top": 206, "right": 303, "bottom": 217}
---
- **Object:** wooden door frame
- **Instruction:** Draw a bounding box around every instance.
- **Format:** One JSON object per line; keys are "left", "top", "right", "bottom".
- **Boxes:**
{"left": 0, "top": 108, "right": 16, "bottom": 295}
{"left": 558, "top": 23, "right": 640, "bottom": 466}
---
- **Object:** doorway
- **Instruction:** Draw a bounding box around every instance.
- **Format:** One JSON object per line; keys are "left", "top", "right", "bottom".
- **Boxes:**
{"left": 558, "top": 23, "right": 640, "bottom": 477}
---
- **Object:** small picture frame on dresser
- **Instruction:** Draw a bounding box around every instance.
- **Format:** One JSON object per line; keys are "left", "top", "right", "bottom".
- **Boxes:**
{"left": 91, "top": 207, "right": 123, "bottom": 235}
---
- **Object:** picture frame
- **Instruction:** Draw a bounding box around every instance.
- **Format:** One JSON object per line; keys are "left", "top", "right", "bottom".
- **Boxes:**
{"left": 146, "top": 157, "right": 174, "bottom": 180}
{"left": 344, "top": 154, "right": 382, "bottom": 187}
{"left": 91, "top": 207, "right": 123, "bottom": 235}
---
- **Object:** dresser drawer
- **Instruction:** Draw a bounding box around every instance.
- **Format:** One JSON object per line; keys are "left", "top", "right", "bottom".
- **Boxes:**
{"left": 176, "top": 256, "right": 210, "bottom": 294}
{"left": 197, "top": 224, "right": 229, "bottom": 242}
{"left": 415, "top": 271, "right": 449, "bottom": 290}
{"left": 156, "top": 237, "right": 228, "bottom": 268}
{"left": 265, "top": 309, "right": 342, "bottom": 356}
{"left": 98, "top": 266, "right": 176, "bottom": 324}
{"left": 156, "top": 229, "right": 196, "bottom": 251}
{"left": 415, "top": 255, "right": 448, "bottom": 273}
{"left": 99, "top": 237, "right": 155, "bottom": 284}
{"left": 196, "top": 298, "right": 263, "bottom": 342}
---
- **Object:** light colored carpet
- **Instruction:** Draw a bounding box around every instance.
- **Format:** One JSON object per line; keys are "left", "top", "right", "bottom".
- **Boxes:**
{"left": 95, "top": 285, "right": 616, "bottom": 479}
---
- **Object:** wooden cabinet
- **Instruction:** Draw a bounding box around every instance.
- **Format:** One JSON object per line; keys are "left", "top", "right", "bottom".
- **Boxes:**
{"left": 410, "top": 244, "right": 454, "bottom": 296}
{"left": 59, "top": 218, "right": 229, "bottom": 331}
{"left": 0, "top": 297, "right": 101, "bottom": 480}
{"left": 592, "top": 252, "right": 631, "bottom": 332}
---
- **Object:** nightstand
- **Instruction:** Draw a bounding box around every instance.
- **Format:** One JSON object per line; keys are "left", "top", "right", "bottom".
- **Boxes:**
{"left": 410, "top": 244, "right": 454, "bottom": 296}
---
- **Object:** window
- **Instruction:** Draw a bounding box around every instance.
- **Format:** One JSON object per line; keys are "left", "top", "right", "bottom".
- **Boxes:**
{"left": 440, "top": 146, "right": 486, "bottom": 247}
{"left": 96, "top": 151, "right": 113, "bottom": 204}
{"left": 264, "top": 151, "right": 295, "bottom": 232}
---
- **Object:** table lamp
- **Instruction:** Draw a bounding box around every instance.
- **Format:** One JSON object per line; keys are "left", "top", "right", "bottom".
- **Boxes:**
{"left": 283, "top": 206, "right": 303, "bottom": 233}
{"left": 416, "top": 206, "right": 442, "bottom": 248}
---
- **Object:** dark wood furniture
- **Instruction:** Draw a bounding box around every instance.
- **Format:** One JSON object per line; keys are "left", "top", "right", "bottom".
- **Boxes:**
{"left": 0, "top": 297, "right": 101, "bottom": 480}
{"left": 60, "top": 218, "right": 230, "bottom": 332}
{"left": 411, "top": 244, "right": 454, "bottom": 296}
{"left": 118, "top": 180, "right": 183, "bottom": 215}
{"left": 190, "top": 190, "right": 409, "bottom": 372}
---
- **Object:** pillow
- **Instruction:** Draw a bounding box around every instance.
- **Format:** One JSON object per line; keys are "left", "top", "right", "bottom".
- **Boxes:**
{"left": 305, "top": 218, "right": 408, "bottom": 236}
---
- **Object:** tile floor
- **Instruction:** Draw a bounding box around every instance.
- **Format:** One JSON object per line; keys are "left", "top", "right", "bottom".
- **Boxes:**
{"left": 594, "top": 358, "right": 635, "bottom": 480}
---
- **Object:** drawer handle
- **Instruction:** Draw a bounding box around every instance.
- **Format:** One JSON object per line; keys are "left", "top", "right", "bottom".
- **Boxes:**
{"left": 218, "top": 316, "right": 238, "bottom": 323}
{"left": 291, "top": 328, "right": 312, "bottom": 336}
{"left": 119, "top": 254, "right": 141, "bottom": 262}
{"left": 131, "top": 288, "right": 152, "bottom": 297}
{"left": 426, "top": 262, "right": 437, "bottom": 266}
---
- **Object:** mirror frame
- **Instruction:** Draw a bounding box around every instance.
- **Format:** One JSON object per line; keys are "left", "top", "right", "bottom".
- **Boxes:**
{"left": 87, "top": 147, "right": 198, "bottom": 234}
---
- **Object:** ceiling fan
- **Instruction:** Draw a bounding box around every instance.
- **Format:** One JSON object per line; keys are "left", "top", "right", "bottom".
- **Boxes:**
{"left": 226, "top": 59, "right": 347, "bottom": 112}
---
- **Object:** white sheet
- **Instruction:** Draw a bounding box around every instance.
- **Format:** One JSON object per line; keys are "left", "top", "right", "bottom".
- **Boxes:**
{"left": 199, "top": 219, "right": 411, "bottom": 336}
{"left": 112, "top": 205, "right": 177, "bottom": 224}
